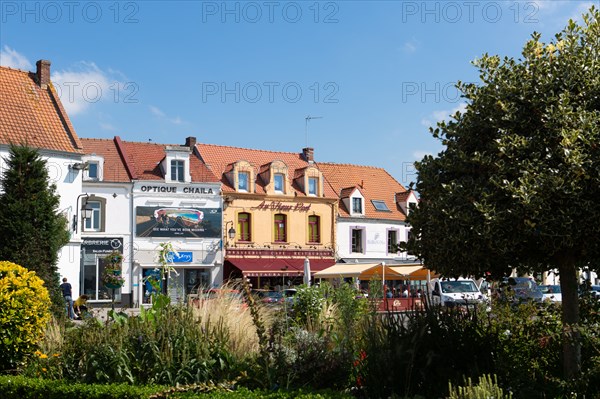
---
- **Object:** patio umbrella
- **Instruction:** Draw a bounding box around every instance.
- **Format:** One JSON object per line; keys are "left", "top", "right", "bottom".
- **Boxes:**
{"left": 303, "top": 257, "right": 311, "bottom": 286}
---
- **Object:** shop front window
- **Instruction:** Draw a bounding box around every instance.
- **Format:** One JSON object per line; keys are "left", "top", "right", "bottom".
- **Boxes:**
{"left": 143, "top": 268, "right": 164, "bottom": 304}
{"left": 82, "top": 252, "right": 120, "bottom": 301}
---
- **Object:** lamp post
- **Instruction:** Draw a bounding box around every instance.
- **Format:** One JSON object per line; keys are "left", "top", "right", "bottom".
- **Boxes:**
{"left": 73, "top": 193, "right": 94, "bottom": 232}
{"left": 224, "top": 220, "right": 236, "bottom": 244}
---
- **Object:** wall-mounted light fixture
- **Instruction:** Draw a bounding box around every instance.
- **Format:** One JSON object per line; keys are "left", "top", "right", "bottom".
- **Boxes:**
{"left": 70, "top": 161, "right": 88, "bottom": 171}
{"left": 224, "top": 221, "right": 236, "bottom": 240}
{"left": 73, "top": 193, "right": 94, "bottom": 232}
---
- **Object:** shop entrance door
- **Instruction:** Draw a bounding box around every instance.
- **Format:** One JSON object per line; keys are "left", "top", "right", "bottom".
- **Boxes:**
{"left": 185, "top": 269, "right": 209, "bottom": 299}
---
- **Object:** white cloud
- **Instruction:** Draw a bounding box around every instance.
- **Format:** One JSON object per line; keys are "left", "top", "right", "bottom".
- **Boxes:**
{"left": 99, "top": 122, "right": 116, "bottom": 131}
{"left": 422, "top": 103, "right": 467, "bottom": 128}
{"left": 0, "top": 46, "right": 32, "bottom": 70}
{"left": 149, "top": 105, "right": 165, "bottom": 117}
{"left": 51, "top": 62, "right": 127, "bottom": 115}
{"left": 149, "top": 105, "right": 185, "bottom": 125}
{"left": 403, "top": 38, "right": 419, "bottom": 53}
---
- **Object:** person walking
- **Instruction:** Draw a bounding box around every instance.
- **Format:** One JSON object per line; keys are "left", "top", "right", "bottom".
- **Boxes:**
{"left": 60, "top": 277, "right": 75, "bottom": 320}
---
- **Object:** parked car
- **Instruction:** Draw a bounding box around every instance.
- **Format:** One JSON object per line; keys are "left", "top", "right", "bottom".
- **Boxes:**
{"left": 252, "top": 289, "right": 284, "bottom": 305}
{"left": 539, "top": 284, "right": 562, "bottom": 302}
{"left": 590, "top": 285, "right": 600, "bottom": 299}
{"left": 282, "top": 288, "right": 297, "bottom": 305}
{"left": 429, "top": 278, "right": 488, "bottom": 307}
{"left": 500, "top": 277, "right": 544, "bottom": 303}
{"left": 190, "top": 288, "right": 247, "bottom": 309}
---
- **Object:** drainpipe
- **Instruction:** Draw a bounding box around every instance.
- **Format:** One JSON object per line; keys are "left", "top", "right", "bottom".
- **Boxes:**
{"left": 129, "top": 182, "right": 136, "bottom": 307}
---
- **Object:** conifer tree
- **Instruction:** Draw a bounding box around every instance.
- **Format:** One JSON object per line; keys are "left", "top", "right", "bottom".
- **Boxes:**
{"left": 0, "top": 145, "right": 70, "bottom": 316}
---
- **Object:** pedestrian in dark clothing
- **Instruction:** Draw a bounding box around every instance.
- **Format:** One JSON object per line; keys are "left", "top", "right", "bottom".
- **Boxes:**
{"left": 60, "top": 277, "right": 75, "bottom": 320}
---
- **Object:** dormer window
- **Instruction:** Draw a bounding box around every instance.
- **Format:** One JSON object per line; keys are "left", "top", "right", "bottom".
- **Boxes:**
{"left": 407, "top": 201, "right": 418, "bottom": 215}
{"left": 274, "top": 173, "right": 285, "bottom": 193}
{"left": 352, "top": 197, "right": 363, "bottom": 214}
{"left": 88, "top": 162, "right": 99, "bottom": 179}
{"left": 82, "top": 155, "right": 104, "bottom": 182}
{"left": 308, "top": 177, "right": 318, "bottom": 196}
{"left": 238, "top": 171, "right": 249, "bottom": 192}
{"left": 163, "top": 146, "right": 191, "bottom": 183}
{"left": 171, "top": 160, "right": 185, "bottom": 182}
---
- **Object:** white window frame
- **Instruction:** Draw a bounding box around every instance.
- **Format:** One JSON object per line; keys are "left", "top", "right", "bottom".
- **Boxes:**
{"left": 351, "top": 227, "right": 365, "bottom": 253}
{"left": 308, "top": 177, "right": 318, "bottom": 196}
{"left": 82, "top": 155, "right": 103, "bottom": 181}
{"left": 274, "top": 173, "right": 285, "bottom": 193}
{"left": 352, "top": 197, "right": 363, "bottom": 214}
{"left": 387, "top": 229, "right": 399, "bottom": 255}
{"left": 84, "top": 201, "right": 102, "bottom": 232}
{"left": 238, "top": 171, "right": 249, "bottom": 192}
{"left": 87, "top": 161, "right": 99, "bottom": 180}
{"left": 171, "top": 159, "right": 185, "bottom": 182}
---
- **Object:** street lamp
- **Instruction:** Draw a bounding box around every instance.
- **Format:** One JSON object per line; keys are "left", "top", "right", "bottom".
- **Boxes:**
{"left": 224, "top": 221, "right": 236, "bottom": 241}
{"left": 73, "top": 193, "right": 94, "bottom": 232}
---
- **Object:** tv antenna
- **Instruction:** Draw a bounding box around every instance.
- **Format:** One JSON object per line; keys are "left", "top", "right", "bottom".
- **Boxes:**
{"left": 305, "top": 115, "right": 323, "bottom": 147}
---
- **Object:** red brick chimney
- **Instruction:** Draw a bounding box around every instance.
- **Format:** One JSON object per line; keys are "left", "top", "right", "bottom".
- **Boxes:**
{"left": 36, "top": 60, "right": 51, "bottom": 89}
{"left": 302, "top": 147, "right": 314, "bottom": 163}
{"left": 185, "top": 136, "right": 197, "bottom": 148}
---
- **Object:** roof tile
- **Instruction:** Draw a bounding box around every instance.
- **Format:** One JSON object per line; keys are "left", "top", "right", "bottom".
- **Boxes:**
{"left": 318, "top": 162, "right": 409, "bottom": 220}
{"left": 0, "top": 65, "right": 82, "bottom": 153}
{"left": 197, "top": 143, "right": 337, "bottom": 198}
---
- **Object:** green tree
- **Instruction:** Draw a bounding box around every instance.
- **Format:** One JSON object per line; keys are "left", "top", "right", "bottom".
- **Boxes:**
{"left": 0, "top": 145, "right": 70, "bottom": 317}
{"left": 408, "top": 7, "right": 599, "bottom": 379}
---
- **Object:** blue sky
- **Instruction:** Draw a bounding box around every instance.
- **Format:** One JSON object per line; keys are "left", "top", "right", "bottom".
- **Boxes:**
{"left": 0, "top": 0, "right": 594, "bottom": 186}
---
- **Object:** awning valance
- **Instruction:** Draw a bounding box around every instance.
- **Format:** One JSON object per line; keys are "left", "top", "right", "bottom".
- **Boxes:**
{"left": 226, "top": 258, "right": 335, "bottom": 277}
{"left": 389, "top": 264, "right": 438, "bottom": 280}
{"left": 313, "top": 263, "right": 381, "bottom": 279}
{"left": 314, "top": 262, "right": 436, "bottom": 281}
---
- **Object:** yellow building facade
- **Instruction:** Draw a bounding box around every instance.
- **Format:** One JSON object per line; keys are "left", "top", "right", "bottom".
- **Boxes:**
{"left": 197, "top": 144, "right": 338, "bottom": 288}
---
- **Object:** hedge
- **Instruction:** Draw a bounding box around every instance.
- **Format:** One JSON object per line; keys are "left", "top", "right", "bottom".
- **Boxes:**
{"left": 0, "top": 376, "right": 353, "bottom": 399}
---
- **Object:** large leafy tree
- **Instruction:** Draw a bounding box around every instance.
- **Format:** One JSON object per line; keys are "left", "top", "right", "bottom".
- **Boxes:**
{"left": 0, "top": 145, "right": 70, "bottom": 316}
{"left": 408, "top": 8, "right": 599, "bottom": 378}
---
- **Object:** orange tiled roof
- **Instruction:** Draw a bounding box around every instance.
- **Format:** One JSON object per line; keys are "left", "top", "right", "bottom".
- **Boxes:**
{"left": 0, "top": 65, "right": 82, "bottom": 153}
{"left": 340, "top": 186, "right": 359, "bottom": 199}
{"left": 80, "top": 138, "right": 131, "bottom": 182}
{"left": 395, "top": 191, "right": 412, "bottom": 203}
{"left": 119, "top": 139, "right": 220, "bottom": 182}
{"left": 81, "top": 137, "right": 220, "bottom": 183}
{"left": 196, "top": 143, "right": 337, "bottom": 198}
{"left": 318, "top": 162, "right": 409, "bottom": 220}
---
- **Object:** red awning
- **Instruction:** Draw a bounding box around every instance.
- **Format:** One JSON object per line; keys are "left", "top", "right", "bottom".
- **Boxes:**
{"left": 226, "top": 257, "right": 335, "bottom": 277}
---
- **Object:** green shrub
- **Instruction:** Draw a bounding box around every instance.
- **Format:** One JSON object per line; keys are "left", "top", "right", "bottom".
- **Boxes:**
{"left": 293, "top": 285, "right": 325, "bottom": 326}
{"left": 0, "top": 375, "right": 164, "bottom": 398}
{"left": 0, "top": 261, "right": 51, "bottom": 372}
{"left": 358, "top": 306, "right": 496, "bottom": 399}
{"left": 33, "top": 301, "right": 242, "bottom": 386}
{"left": 0, "top": 376, "right": 353, "bottom": 399}
{"left": 448, "top": 374, "right": 512, "bottom": 399}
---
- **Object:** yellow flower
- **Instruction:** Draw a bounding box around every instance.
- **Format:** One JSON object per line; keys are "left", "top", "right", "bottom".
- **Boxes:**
{"left": 39, "top": 353, "right": 48, "bottom": 359}
{"left": 53, "top": 353, "right": 60, "bottom": 357}
{"left": 546, "top": 43, "right": 556, "bottom": 54}
{"left": 42, "top": 368, "right": 47, "bottom": 372}
{"left": 34, "top": 350, "right": 42, "bottom": 356}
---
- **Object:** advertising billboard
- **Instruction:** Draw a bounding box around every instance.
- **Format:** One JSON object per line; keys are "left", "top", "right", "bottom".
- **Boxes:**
{"left": 135, "top": 206, "right": 222, "bottom": 238}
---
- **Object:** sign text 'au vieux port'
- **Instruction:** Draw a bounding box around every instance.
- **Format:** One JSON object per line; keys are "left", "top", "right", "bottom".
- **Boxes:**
{"left": 252, "top": 201, "right": 311, "bottom": 212}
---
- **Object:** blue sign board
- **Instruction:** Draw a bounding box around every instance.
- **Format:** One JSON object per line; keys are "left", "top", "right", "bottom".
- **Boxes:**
{"left": 167, "top": 251, "right": 193, "bottom": 263}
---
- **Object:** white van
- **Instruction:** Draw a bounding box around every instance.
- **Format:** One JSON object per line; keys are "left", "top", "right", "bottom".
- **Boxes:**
{"left": 429, "top": 278, "right": 488, "bottom": 307}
